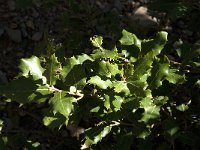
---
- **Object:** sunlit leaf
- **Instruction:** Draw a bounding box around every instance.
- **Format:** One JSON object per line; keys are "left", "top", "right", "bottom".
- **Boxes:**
{"left": 140, "top": 97, "right": 160, "bottom": 123}
{"left": 148, "top": 56, "right": 170, "bottom": 88}
{"left": 98, "top": 61, "right": 121, "bottom": 77}
{"left": 165, "top": 69, "right": 185, "bottom": 84}
{"left": 88, "top": 76, "right": 112, "bottom": 89}
{"left": 113, "top": 81, "right": 130, "bottom": 95}
{"left": 19, "top": 56, "right": 46, "bottom": 83}
{"left": 120, "top": 29, "right": 141, "bottom": 50}
{"left": 44, "top": 54, "right": 61, "bottom": 86}
{"left": 112, "top": 96, "right": 124, "bottom": 111}
{"left": 82, "top": 125, "right": 112, "bottom": 149}
{"left": 90, "top": 35, "right": 103, "bottom": 48}
{"left": 49, "top": 92, "right": 75, "bottom": 125}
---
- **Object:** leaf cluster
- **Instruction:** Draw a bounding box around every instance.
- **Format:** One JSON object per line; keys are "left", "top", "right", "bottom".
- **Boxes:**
{"left": 0, "top": 30, "right": 200, "bottom": 149}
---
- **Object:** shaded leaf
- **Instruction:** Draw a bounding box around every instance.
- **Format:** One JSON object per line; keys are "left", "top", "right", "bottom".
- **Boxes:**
{"left": 61, "top": 54, "right": 93, "bottom": 80}
{"left": 0, "top": 77, "right": 52, "bottom": 104}
{"left": 163, "top": 119, "right": 180, "bottom": 140}
{"left": 43, "top": 113, "right": 66, "bottom": 129}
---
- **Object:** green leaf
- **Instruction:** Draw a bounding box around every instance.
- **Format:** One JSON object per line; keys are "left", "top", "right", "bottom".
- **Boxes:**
{"left": 196, "top": 80, "right": 200, "bottom": 87}
{"left": 43, "top": 112, "right": 66, "bottom": 129}
{"left": 91, "top": 49, "right": 119, "bottom": 60}
{"left": 0, "top": 77, "right": 52, "bottom": 104}
{"left": 140, "top": 97, "right": 160, "bottom": 124}
{"left": 61, "top": 54, "right": 93, "bottom": 80}
{"left": 127, "top": 80, "right": 147, "bottom": 97}
{"left": 98, "top": 61, "right": 121, "bottom": 77}
{"left": 103, "top": 94, "right": 111, "bottom": 110}
{"left": 176, "top": 104, "right": 189, "bottom": 112}
{"left": 112, "top": 96, "right": 124, "bottom": 111}
{"left": 123, "top": 63, "right": 134, "bottom": 79}
{"left": 61, "top": 54, "right": 92, "bottom": 89}
{"left": 62, "top": 65, "right": 87, "bottom": 89}
{"left": 19, "top": 56, "right": 46, "bottom": 83}
{"left": 120, "top": 29, "right": 141, "bottom": 50}
{"left": 148, "top": 56, "right": 170, "bottom": 88}
{"left": 49, "top": 92, "right": 75, "bottom": 125}
{"left": 61, "top": 57, "right": 78, "bottom": 79}
{"left": 83, "top": 125, "right": 112, "bottom": 149}
{"left": 165, "top": 69, "right": 185, "bottom": 84}
{"left": 132, "top": 32, "right": 168, "bottom": 81}
{"left": 44, "top": 54, "right": 61, "bottom": 86}
{"left": 90, "top": 35, "right": 103, "bottom": 49}
{"left": 113, "top": 81, "right": 130, "bottom": 95}
{"left": 88, "top": 76, "right": 112, "bottom": 89}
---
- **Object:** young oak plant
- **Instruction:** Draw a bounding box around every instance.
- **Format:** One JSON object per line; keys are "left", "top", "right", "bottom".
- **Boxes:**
{"left": 0, "top": 30, "right": 186, "bottom": 149}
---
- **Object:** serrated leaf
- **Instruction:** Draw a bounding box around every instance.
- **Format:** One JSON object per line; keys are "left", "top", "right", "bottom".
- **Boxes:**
{"left": 127, "top": 80, "right": 147, "bottom": 97}
{"left": 61, "top": 54, "right": 93, "bottom": 80}
{"left": 19, "top": 56, "right": 46, "bottom": 83}
{"left": 132, "top": 32, "right": 168, "bottom": 81}
{"left": 0, "top": 77, "right": 52, "bottom": 104}
{"left": 90, "top": 35, "right": 103, "bottom": 48}
{"left": 61, "top": 57, "right": 78, "bottom": 79}
{"left": 91, "top": 49, "right": 119, "bottom": 60}
{"left": 44, "top": 54, "right": 61, "bottom": 86}
{"left": 148, "top": 56, "right": 170, "bottom": 88}
{"left": 88, "top": 76, "right": 112, "bottom": 89}
{"left": 49, "top": 92, "right": 75, "bottom": 125}
{"left": 140, "top": 98, "right": 160, "bottom": 123}
{"left": 98, "top": 61, "right": 121, "bottom": 77}
{"left": 61, "top": 54, "right": 92, "bottom": 89}
{"left": 113, "top": 81, "right": 130, "bottom": 95}
{"left": 120, "top": 29, "right": 141, "bottom": 50}
{"left": 62, "top": 65, "right": 87, "bottom": 89}
{"left": 83, "top": 125, "right": 112, "bottom": 149}
{"left": 165, "top": 69, "right": 185, "bottom": 84}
